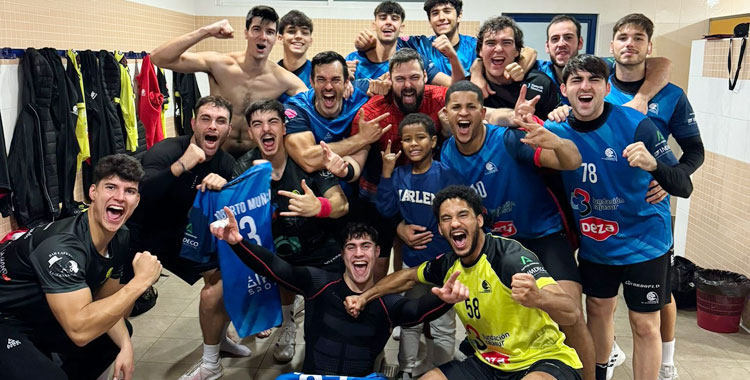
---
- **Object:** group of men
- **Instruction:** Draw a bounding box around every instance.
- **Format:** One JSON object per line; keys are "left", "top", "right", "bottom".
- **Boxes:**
{"left": 0, "top": 1, "right": 705, "bottom": 380}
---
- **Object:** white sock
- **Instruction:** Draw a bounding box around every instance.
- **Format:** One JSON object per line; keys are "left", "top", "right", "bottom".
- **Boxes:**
{"left": 202, "top": 343, "right": 221, "bottom": 367}
{"left": 220, "top": 322, "right": 252, "bottom": 357}
{"left": 662, "top": 339, "right": 675, "bottom": 366}
{"left": 281, "top": 304, "right": 294, "bottom": 326}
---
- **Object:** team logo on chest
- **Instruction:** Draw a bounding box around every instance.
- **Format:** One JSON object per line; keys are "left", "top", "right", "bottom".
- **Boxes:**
{"left": 648, "top": 102, "right": 659, "bottom": 115}
{"left": 485, "top": 161, "right": 498, "bottom": 175}
{"left": 602, "top": 148, "right": 618, "bottom": 162}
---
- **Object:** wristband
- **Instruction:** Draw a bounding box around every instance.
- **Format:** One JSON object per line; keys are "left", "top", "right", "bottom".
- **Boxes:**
{"left": 342, "top": 162, "right": 355, "bottom": 182}
{"left": 177, "top": 159, "right": 188, "bottom": 173}
{"left": 316, "top": 197, "right": 332, "bottom": 218}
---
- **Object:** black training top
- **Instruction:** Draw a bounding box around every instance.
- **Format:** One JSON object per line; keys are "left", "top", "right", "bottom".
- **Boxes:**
{"left": 229, "top": 239, "right": 453, "bottom": 376}
{"left": 129, "top": 135, "right": 235, "bottom": 257}
{"left": 0, "top": 213, "right": 127, "bottom": 315}
{"left": 481, "top": 69, "right": 560, "bottom": 120}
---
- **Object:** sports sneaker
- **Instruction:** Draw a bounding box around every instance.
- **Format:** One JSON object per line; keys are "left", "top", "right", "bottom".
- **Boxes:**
{"left": 606, "top": 341, "right": 627, "bottom": 380}
{"left": 179, "top": 360, "right": 223, "bottom": 380}
{"left": 273, "top": 324, "right": 296, "bottom": 363}
{"left": 658, "top": 364, "right": 679, "bottom": 380}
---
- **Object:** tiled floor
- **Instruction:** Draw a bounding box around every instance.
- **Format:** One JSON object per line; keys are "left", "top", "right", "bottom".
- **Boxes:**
{"left": 124, "top": 272, "right": 750, "bottom": 380}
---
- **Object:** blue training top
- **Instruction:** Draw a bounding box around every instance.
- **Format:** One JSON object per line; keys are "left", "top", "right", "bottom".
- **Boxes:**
{"left": 346, "top": 50, "right": 390, "bottom": 81}
{"left": 284, "top": 87, "right": 369, "bottom": 143}
{"left": 398, "top": 34, "right": 477, "bottom": 81}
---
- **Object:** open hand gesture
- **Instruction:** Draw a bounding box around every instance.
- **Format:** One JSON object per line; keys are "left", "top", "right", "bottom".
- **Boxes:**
{"left": 278, "top": 180, "right": 322, "bottom": 217}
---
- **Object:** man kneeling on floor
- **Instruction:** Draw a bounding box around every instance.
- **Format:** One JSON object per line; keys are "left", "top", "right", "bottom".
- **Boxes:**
{"left": 0, "top": 154, "right": 162, "bottom": 380}
{"left": 210, "top": 208, "right": 469, "bottom": 376}
{"left": 345, "top": 185, "right": 584, "bottom": 380}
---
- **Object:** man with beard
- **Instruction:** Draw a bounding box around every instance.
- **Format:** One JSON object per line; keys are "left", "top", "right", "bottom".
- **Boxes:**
{"left": 211, "top": 211, "right": 469, "bottom": 377}
{"left": 540, "top": 15, "right": 671, "bottom": 114}
{"left": 278, "top": 10, "right": 314, "bottom": 89}
{"left": 233, "top": 99, "right": 350, "bottom": 363}
{"left": 346, "top": 48, "right": 450, "bottom": 281}
{"left": 151, "top": 5, "right": 308, "bottom": 157}
{"left": 604, "top": 14, "right": 703, "bottom": 380}
{"left": 344, "top": 185, "right": 584, "bottom": 380}
{"left": 126, "top": 96, "right": 242, "bottom": 380}
{"left": 0, "top": 154, "right": 162, "bottom": 380}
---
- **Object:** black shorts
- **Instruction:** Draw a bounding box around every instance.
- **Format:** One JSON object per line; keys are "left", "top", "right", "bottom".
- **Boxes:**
{"left": 439, "top": 356, "right": 582, "bottom": 380}
{"left": 517, "top": 232, "right": 581, "bottom": 283}
{"left": 579, "top": 252, "right": 671, "bottom": 312}
{"left": 346, "top": 198, "right": 401, "bottom": 258}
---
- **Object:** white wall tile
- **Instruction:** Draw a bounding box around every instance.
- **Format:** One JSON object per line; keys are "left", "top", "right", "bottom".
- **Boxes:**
{"left": 724, "top": 117, "right": 750, "bottom": 163}
{"left": 674, "top": 197, "right": 692, "bottom": 257}
{"left": 689, "top": 40, "right": 705, "bottom": 77}
{"left": 687, "top": 76, "right": 713, "bottom": 113}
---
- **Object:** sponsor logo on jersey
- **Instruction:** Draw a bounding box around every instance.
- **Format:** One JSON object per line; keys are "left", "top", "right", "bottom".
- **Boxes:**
{"left": 320, "top": 169, "right": 334, "bottom": 179}
{"left": 90, "top": 91, "right": 98, "bottom": 100}
{"left": 485, "top": 161, "right": 498, "bottom": 175}
{"left": 520, "top": 256, "right": 534, "bottom": 266}
{"left": 47, "top": 252, "right": 80, "bottom": 278}
{"left": 480, "top": 280, "right": 492, "bottom": 293}
{"left": 491, "top": 221, "right": 516, "bottom": 237}
{"left": 0, "top": 248, "right": 10, "bottom": 281}
{"left": 284, "top": 108, "right": 297, "bottom": 119}
{"left": 6, "top": 338, "right": 21, "bottom": 350}
{"left": 185, "top": 223, "right": 193, "bottom": 234}
{"left": 645, "top": 291, "right": 659, "bottom": 304}
{"left": 570, "top": 188, "right": 592, "bottom": 217}
{"left": 324, "top": 132, "right": 333, "bottom": 141}
{"left": 579, "top": 217, "right": 619, "bottom": 241}
{"left": 603, "top": 147, "right": 618, "bottom": 162}
{"left": 528, "top": 83, "right": 544, "bottom": 93}
{"left": 247, "top": 273, "right": 275, "bottom": 296}
{"left": 648, "top": 102, "right": 659, "bottom": 115}
{"left": 592, "top": 196, "right": 624, "bottom": 211}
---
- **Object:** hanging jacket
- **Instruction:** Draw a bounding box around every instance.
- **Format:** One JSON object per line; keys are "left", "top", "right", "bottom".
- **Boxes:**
{"left": 131, "top": 60, "right": 148, "bottom": 160}
{"left": 135, "top": 55, "right": 164, "bottom": 148}
{"left": 173, "top": 72, "right": 201, "bottom": 136}
{"left": 65, "top": 49, "right": 90, "bottom": 171}
{"left": 7, "top": 48, "right": 59, "bottom": 227}
{"left": 114, "top": 51, "right": 139, "bottom": 152}
{"left": 40, "top": 48, "right": 79, "bottom": 216}
{"left": 79, "top": 50, "right": 126, "bottom": 195}
{"left": 99, "top": 50, "right": 127, "bottom": 152}
{"left": 157, "top": 67, "right": 170, "bottom": 138}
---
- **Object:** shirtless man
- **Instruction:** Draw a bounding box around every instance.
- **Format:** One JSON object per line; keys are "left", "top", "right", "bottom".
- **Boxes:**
{"left": 151, "top": 5, "right": 308, "bottom": 157}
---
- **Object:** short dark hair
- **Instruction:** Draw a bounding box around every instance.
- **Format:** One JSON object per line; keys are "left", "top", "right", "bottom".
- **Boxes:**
{"left": 399, "top": 113, "right": 436, "bottom": 136}
{"left": 245, "top": 5, "right": 279, "bottom": 32}
{"left": 342, "top": 222, "right": 379, "bottom": 248}
{"left": 432, "top": 185, "right": 483, "bottom": 218}
{"left": 613, "top": 13, "right": 654, "bottom": 40}
{"left": 278, "top": 10, "right": 313, "bottom": 34}
{"left": 195, "top": 95, "right": 233, "bottom": 121}
{"left": 547, "top": 14, "right": 582, "bottom": 40}
{"left": 445, "top": 80, "right": 484, "bottom": 105}
{"left": 93, "top": 154, "right": 144, "bottom": 184}
{"left": 374, "top": 1, "right": 405, "bottom": 21}
{"left": 477, "top": 16, "right": 524, "bottom": 57}
{"left": 562, "top": 54, "right": 610, "bottom": 84}
{"left": 389, "top": 48, "right": 425, "bottom": 73}
{"left": 245, "top": 99, "right": 285, "bottom": 125}
{"left": 423, "top": 0, "right": 462, "bottom": 17}
{"left": 311, "top": 51, "right": 349, "bottom": 82}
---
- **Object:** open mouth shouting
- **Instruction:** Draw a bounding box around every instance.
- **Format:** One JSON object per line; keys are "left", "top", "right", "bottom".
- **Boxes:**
{"left": 256, "top": 43, "right": 268, "bottom": 54}
{"left": 105, "top": 204, "right": 126, "bottom": 225}
{"left": 577, "top": 93, "right": 594, "bottom": 105}
{"left": 203, "top": 133, "right": 220, "bottom": 151}
{"left": 321, "top": 91, "right": 337, "bottom": 109}
{"left": 455, "top": 119, "right": 472, "bottom": 138}
{"left": 400, "top": 88, "right": 417, "bottom": 105}
{"left": 450, "top": 228, "right": 469, "bottom": 251}
{"left": 260, "top": 133, "right": 276, "bottom": 152}
{"left": 351, "top": 259, "right": 369, "bottom": 278}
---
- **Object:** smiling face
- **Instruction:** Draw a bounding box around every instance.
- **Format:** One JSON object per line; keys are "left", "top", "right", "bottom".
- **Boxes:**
{"left": 312, "top": 61, "right": 347, "bottom": 119}
{"left": 391, "top": 60, "right": 426, "bottom": 114}
{"left": 280, "top": 24, "right": 312, "bottom": 57}
{"left": 245, "top": 17, "right": 278, "bottom": 59}
{"left": 373, "top": 12, "right": 403, "bottom": 44}
{"left": 428, "top": 3, "right": 460, "bottom": 38}
{"left": 611, "top": 24, "right": 651, "bottom": 67}
{"left": 480, "top": 27, "right": 520, "bottom": 83}
{"left": 249, "top": 110, "right": 285, "bottom": 158}
{"left": 562, "top": 70, "right": 610, "bottom": 122}
{"left": 89, "top": 175, "right": 140, "bottom": 234}
{"left": 546, "top": 20, "right": 583, "bottom": 68}
{"left": 343, "top": 234, "right": 380, "bottom": 287}
{"left": 438, "top": 198, "right": 483, "bottom": 260}
{"left": 400, "top": 123, "right": 436, "bottom": 163}
{"left": 445, "top": 90, "right": 486, "bottom": 151}
{"left": 191, "top": 104, "right": 231, "bottom": 159}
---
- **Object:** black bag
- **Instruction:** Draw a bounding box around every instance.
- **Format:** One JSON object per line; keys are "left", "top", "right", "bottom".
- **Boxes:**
{"left": 694, "top": 269, "right": 750, "bottom": 298}
{"left": 671, "top": 256, "right": 699, "bottom": 309}
{"left": 131, "top": 285, "right": 158, "bottom": 317}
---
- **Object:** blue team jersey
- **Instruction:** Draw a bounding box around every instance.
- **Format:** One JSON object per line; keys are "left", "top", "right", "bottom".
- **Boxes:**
{"left": 606, "top": 77, "right": 700, "bottom": 140}
{"left": 284, "top": 88, "right": 369, "bottom": 143}
{"left": 279, "top": 59, "right": 312, "bottom": 88}
{"left": 535, "top": 57, "right": 615, "bottom": 104}
{"left": 187, "top": 163, "right": 282, "bottom": 337}
{"left": 346, "top": 51, "right": 390, "bottom": 81}
{"left": 398, "top": 34, "right": 477, "bottom": 80}
{"left": 440, "top": 124, "right": 563, "bottom": 239}
{"left": 376, "top": 161, "right": 461, "bottom": 267}
{"left": 546, "top": 104, "right": 677, "bottom": 265}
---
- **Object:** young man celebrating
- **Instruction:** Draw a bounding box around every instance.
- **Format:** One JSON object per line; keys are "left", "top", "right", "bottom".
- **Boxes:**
{"left": 605, "top": 14, "right": 703, "bottom": 380}
{"left": 545, "top": 55, "right": 692, "bottom": 380}
{"left": 127, "top": 96, "right": 242, "bottom": 380}
{"left": 345, "top": 185, "right": 584, "bottom": 380}
{"left": 151, "top": 5, "right": 308, "bottom": 157}
{"left": 233, "top": 99, "right": 350, "bottom": 363}
{"left": 0, "top": 154, "right": 162, "bottom": 380}
{"left": 211, "top": 211, "right": 469, "bottom": 377}
{"left": 347, "top": 1, "right": 405, "bottom": 81}
{"left": 278, "top": 10, "right": 315, "bottom": 89}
